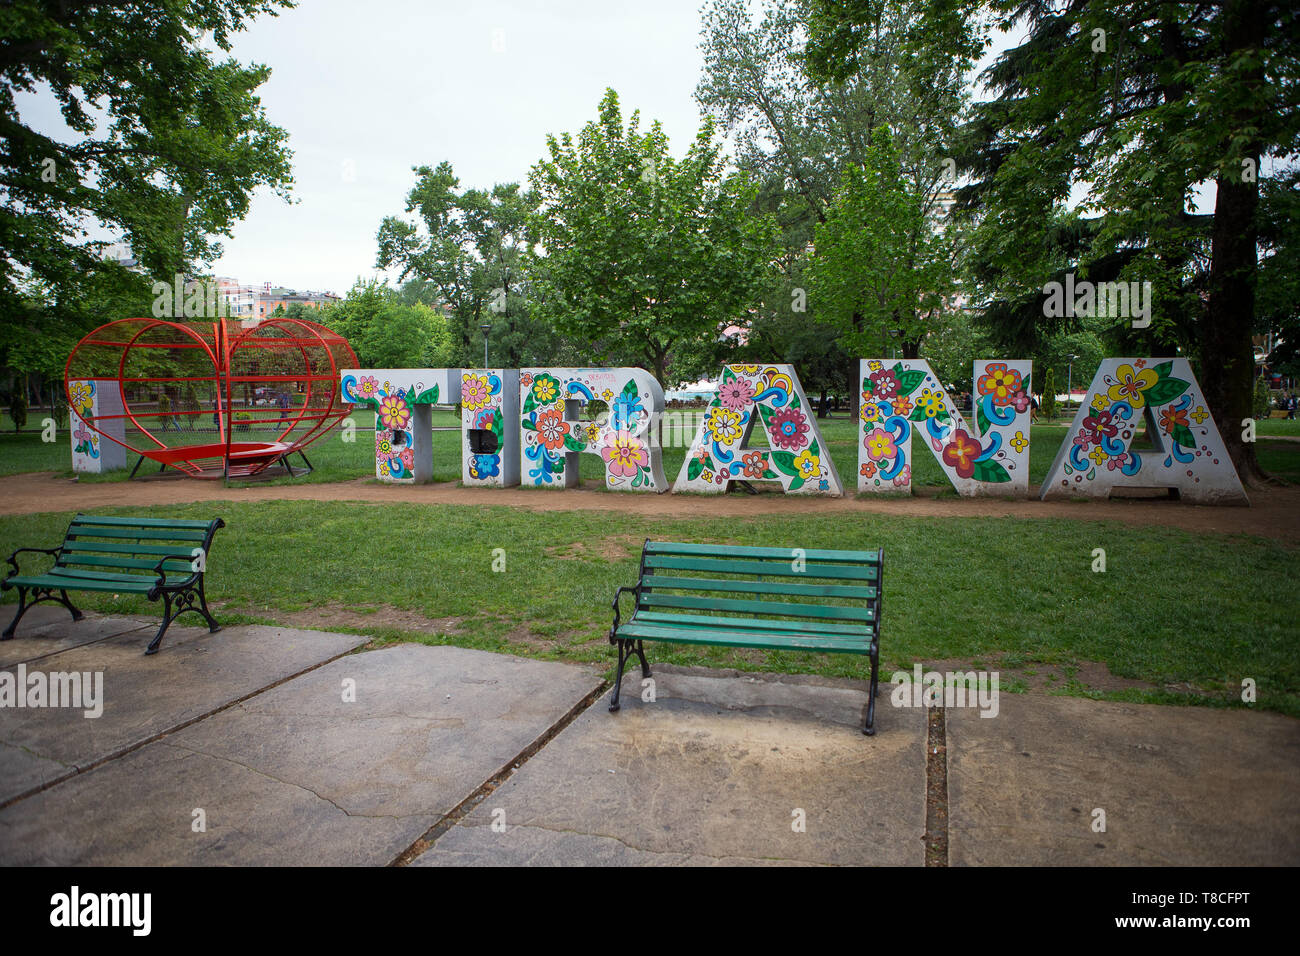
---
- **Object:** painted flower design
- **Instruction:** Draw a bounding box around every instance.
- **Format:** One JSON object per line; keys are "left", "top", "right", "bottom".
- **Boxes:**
{"left": 378, "top": 395, "right": 410, "bottom": 430}
{"left": 1107, "top": 363, "right": 1159, "bottom": 408}
{"left": 860, "top": 402, "right": 882, "bottom": 425}
{"left": 1088, "top": 445, "right": 1108, "bottom": 465}
{"left": 870, "top": 369, "right": 901, "bottom": 400}
{"left": 399, "top": 446, "right": 414, "bottom": 470}
{"left": 470, "top": 454, "right": 500, "bottom": 479}
{"left": 941, "top": 428, "right": 982, "bottom": 479}
{"left": 462, "top": 374, "right": 492, "bottom": 410}
{"left": 375, "top": 432, "right": 393, "bottom": 456}
{"left": 358, "top": 375, "right": 380, "bottom": 399}
{"left": 894, "top": 396, "right": 913, "bottom": 417}
{"left": 742, "top": 451, "right": 766, "bottom": 478}
{"left": 893, "top": 465, "right": 911, "bottom": 487}
{"left": 706, "top": 407, "right": 745, "bottom": 445}
{"left": 867, "top": 360, "right": 883, "bottom": 372}
{"left": 1159, "top": 406, "right": 1189, "bottom": 434}
{"left": 864, "top": 427, "right": 898, "bottom": 462}
{"left": 718, "top": 378, "right": 756, "bottom": 411}
{"left": 531, "top": 374, "right": 560, "bottom": 405}
{"left": 584, "top": 423, "right": 602, "bottom": 444}
{"left": 520, "top": 372, "right": 534, "bottom": 388}
{"left": 1081, "top": 409, "right": 1118, "bottom": 445}
{"left": 1010, "top": 390, "right": 1031, "bottom": 413}
{"left": 69, "top": 381, "right": 92, "bottom": 411}
{"left": 600, "top": 388, "right": 615, "bottom": 403}
{"left": 1010, "top": 430, "right": 1029, "bottom": 454}
{"left": 535, "top": 407, "right": 570, "bottom": 451}
{"left": 916, "top": 388, "right": 945, "bottom": 418}
{"left": 1106, "top": 453, "right": 1129, "bottom": 471}
{"left": 978, "top": 364, "right": 1022, "bottom": 406}
{"left": 602, "top": 430, "right": 648, "bottom": 478}
{"left": 793, "top": 449, "right": 820, "bottom": 480}
{"left": 769, "top": 406, "right": 809, "bottom": 450}
{"left": 860, "top": 461, "right": 877, "bottom": 479}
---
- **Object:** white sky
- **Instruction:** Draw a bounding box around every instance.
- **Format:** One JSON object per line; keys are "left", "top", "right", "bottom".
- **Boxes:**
{"left": 215, "top": 0, "right": 712, "bottom": 294}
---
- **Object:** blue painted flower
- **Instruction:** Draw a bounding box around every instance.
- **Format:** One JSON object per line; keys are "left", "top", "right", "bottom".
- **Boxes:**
{"left": 470, "top": 454, "right": 500, "bottom": 479}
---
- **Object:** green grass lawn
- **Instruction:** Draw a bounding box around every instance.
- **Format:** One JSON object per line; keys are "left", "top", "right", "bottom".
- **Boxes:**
{"left": 6, "top": 410, "right": 1296, "bottom": 485}
{"left": 1, "top": 500, "right": 1296, "bottom": 717}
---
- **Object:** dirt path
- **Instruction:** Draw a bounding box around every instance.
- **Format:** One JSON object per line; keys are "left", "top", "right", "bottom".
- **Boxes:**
{"left": 2, "top": 471, "right": 1298, "bottom": 543}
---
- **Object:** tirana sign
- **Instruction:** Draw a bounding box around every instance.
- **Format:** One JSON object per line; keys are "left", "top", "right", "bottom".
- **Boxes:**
{"left": 337, "top": 358, "right": 1247, "bottom": 505}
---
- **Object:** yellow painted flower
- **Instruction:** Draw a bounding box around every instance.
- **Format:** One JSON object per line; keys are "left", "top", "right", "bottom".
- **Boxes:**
{"left": 531, "top": 375, "right": 559, "bottom": 404}
{"left": 793, "top": 449, "right": 820, "bottom": 479}
{"left": 1107, "top": 363, "right": 1159, "bottom": 408}
{"left": 584, "top": 423, "right": 601, "bottom": 443}
{"left": 1091, "top": 393, "right": 1107, "bottom": 412}
{"left": 705, "top": 407, "right": 744, "bottom": 445}
{"left": 600, "top": 388, "right": 614, "bottom": 402}
{"left": 916, "top": 387, "right": 945, "bottom": 418}
{"left": 461, "top": 373, "right": 492, "bottom": 411}
{"left": 860, "top": 402, "right": 882, "bottom": 424}
{"left": 1088, "top": 446, "right": 1108, "bottom": 465}
{"left": 1010, "top": 430, "right": 1029, "bottom": 454}
{"left": 69, "top": 381, "right": 92, "bottom": 412}
{"left": 868, "top": 360, "right": 883, "bottom": 372}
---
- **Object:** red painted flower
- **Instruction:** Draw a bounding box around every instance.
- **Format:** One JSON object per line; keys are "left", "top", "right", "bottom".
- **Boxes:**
{"left": 742, "top": 451, "right": 766, "bottom": 478}
{"left": 1159, "top": 406, "right": 1189, "bottom": 434}
{"left": 869, "top": 369, "right": 901, "bottom": 400}
{"left": 860, "top": 461, "right": 877, "bottom": 479}
{"left": 769, "top": 406, "right": 809, "bottom": 450}
{"left": 1081, "top": 409, "right": 1118, "bottom": 445}
{"left": 941, "top": 428, "right": 982, "bottom": 479}
{"left": 535, "top": 407, "right": 569, "bottom": 451}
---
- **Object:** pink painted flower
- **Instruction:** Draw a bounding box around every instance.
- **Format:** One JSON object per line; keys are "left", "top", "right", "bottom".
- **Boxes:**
{"left": 1106, "top": 452, "right": 1129, "bottom": 471}
{"left": 769, "top": 406, "right": 809, "bottom": 450}
{"left": 379, "top": 394, "right": 410, "bottom": 430}
{"left": 717, "top": 378, "right": 755, "bottom": 411}
{"left": 863, "top": 427, "right": 898, "bottom": 462}
{"left": 1010, "top": 389, "right": 1031, "bottom": 413}
{"left": 358, "top": 375, "right": 379, "bottom": 398}
{"left": 601, "top": 430, "right": 648, "bottom": 478}
{"left": 892, "top": 465, "right": 911, "bottom": 487}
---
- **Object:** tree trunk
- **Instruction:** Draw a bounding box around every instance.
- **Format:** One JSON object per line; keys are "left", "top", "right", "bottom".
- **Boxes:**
{"left": 1202, "top": 0, "right": 1265, "bottom": 486}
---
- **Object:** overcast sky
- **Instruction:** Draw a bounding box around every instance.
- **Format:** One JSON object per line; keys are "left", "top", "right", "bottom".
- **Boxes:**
{"left": 18, "top": 1, "right": 1030, "bottom": 296}
{"left": 208, "top": 0, "right": 714, "bottom": 294}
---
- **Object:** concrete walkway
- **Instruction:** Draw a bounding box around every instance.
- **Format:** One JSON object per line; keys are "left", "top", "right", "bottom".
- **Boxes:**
{"left": 1, "top": 611, "right": 1296, "bottom": 866}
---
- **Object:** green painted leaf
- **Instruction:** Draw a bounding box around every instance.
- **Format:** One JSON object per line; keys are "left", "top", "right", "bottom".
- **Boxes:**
{"left": 1145, "top": 377, "right": 1190, "bottom": 407}
{"left": 970, "top": 459, "right": 1011, "bottom": 483}
{"left": 976, "top": 403, "right": 992, "bottom": 435}
{"left": 490, "top": 409, "right": 503, "bottom": 438}
{"left": 896, "top": 369, "right": 926, "bottom": 395}
{"left": 411, "top": 384, "right": 439, "bottom": 405}
{"left": 770, "top": 450, "right": 799, "bottom": 475}
{"left": 1152, "top": 361, "right": 1174, "bottom": 379}
{"left": 787, "top": 475, "right": 805, "bottom": 491}
{"left": 687, "top": 457, "right": 704, "bottom": 481}
{"left": 563, "top": 433, "right": 586, "bottom": 452}
{"left": 1171, "top": 423, "right": 1196, "bottom": 449}
{"left": 522, "top": 392, "right": 536, "bottom": 415}
{"left": 908, "top": 405, "right": 929, "bottom": 423}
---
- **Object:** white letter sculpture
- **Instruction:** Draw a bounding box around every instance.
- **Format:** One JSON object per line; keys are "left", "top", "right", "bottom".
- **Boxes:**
{"left": 1041, "top": 358, "right": 1247, "bottom": 504}
{"left": 675, "top": 364, "right": 843, "bottom": 495}
{"left": 461, "top": 369, "right": 520, "bottom": 487}
{"left": 340, "top": 368, "right": 460, "bottom": 483}
{"left": 858, "top": 359, "right": 1033, "bottom": 496}
{"left": 520, "top": 368, "right": 668, "bottom": 491}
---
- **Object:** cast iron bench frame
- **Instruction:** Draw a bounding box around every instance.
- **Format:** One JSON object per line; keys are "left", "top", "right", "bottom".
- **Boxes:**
{"left": 608, "top": 540, "right": 884, "bottom": 734}
{"left": 2, "top": 514, "right": 225, "bottom": 654}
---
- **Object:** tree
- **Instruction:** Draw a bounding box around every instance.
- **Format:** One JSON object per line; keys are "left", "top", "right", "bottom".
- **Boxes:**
{"left": 823, "top": 0, "right": 1300, "bottom": 483}
{"left": 811, "top": 130, "right": 958, "bottom": 359}
{"left": 1, "top": 0, "right": 295, "bottom": 323}
{"left": 527, "top": 88, "right": 780, "bottom": 385}
{"left": 319, "top": 279, "right": 455, "bottom": 370}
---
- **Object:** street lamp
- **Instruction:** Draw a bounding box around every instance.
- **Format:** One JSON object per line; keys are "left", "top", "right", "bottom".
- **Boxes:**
{"left": 480, "top": 323, "right": 491, "bottom": 369}
{"left": 1066, "top": 354, "right": 1079, "bottom": 412}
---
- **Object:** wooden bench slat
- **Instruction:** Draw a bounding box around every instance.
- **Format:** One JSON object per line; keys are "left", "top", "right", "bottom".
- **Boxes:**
{"left": 47, "top": 567, "right": 189, "bottom": 586}
{"left": 640, "top": 592, "right": 875, "bottom": 622}
{"left": 61, "top": 541, "right": 202, "bottom": 558}
{"left": 644, "top": 555, "right": 878, "bottom": 580}
{"left": 615, "top": 622, "right": 873, "bottom": 654}
{"left": 65, "top": 526, "right": 210, "bottom": 542}
{"left": 631, "top": 610, "right": 873, "bottom": 637}
{"left": 5, "top": 574, "right": 155, "bottom": 594}
{"left": 640, "top": 575, "right": 877, "bottom": 601}
{"left": 57, "top": 553, "right": 194, "bottom": 572}
{"left": 70, "top": 516, "right": 218, "bottom": 530}
{"left": 646, "top": 541, "right": 881, "bottom": 564}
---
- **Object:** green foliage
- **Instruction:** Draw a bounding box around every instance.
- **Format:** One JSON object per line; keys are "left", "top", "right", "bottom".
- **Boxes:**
{"left": 528, "top": 88, "right": 780, "bottom": 384}
{"left": 1254, "top": 376, "right": 1273, "bottom": 420}
{"left": 1041, "top": 368, "right": 1057, "bottom": 421}
{"left": 9, "top": 392, "right": 27, "bottom": 432}
{"left": 319, "top": 279, "right": 455, "bottom": 369}
{"left": 0, "top": 0, "right": 295, "bottom": 322}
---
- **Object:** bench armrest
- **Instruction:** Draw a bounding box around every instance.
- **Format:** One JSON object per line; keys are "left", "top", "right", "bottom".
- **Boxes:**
{"left": 4, "top": 546, "right": 62, "bottom": 580}
{"left": 609, "top": 584, "right": 641, "bottom": 639}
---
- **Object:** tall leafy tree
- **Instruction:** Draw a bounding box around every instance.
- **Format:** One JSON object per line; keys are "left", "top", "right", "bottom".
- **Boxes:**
{"left": 527, "top": 88, "right": 779, "bottom": 385}
{"left": 810, "top": 0, "right": 1300, "bottom": 481}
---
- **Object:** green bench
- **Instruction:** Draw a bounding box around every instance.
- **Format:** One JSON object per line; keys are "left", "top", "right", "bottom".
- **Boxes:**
{"left": 608, "top": 540, "right": 884, "bottom": 734}
{"left": 2, "top": 514, "right": 225, "bottom": 655}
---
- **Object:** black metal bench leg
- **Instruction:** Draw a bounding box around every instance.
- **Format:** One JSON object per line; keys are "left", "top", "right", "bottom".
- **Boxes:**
{"left": 195, "top": 579, "right": 220, "bottom": 633}
{"left": 864, "top": 642, "right": 879, "bottom": 736}
{"left": 58, "top": 590, "right": 83, "bottom": 623}
{"left": 634, "top": 639, "right": 650, "bottom": 679}
{"left": 146, "top": 593, "right": 173, "bottom": 655}
{"left": 609, "top": 639, "right": 631, "bottom": 712}
{"left": 2, "top": 587, "right": 29, "bottom": 639}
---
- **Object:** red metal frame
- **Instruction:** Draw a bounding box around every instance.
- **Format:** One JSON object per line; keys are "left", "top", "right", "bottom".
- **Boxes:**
{"left": 66, "top": 316, "right": 357, "bottom": 479}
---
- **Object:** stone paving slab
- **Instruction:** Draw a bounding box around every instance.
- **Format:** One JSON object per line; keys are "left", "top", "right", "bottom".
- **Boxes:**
{"left": 0, "top": 605, "right": 150, "bottom": 668}
{"left": 415, "top": 664, "right": 926, "bottom": 866}
{"left": 947, "top": 694, "right": 1300, "bottom": 865}
{"left": 0, "top": 618, "right": 368, "bottom": 806}
{"left": 0, "top": 644, "right": 603, "bottom": 865}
